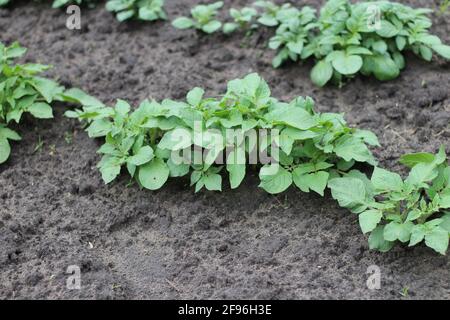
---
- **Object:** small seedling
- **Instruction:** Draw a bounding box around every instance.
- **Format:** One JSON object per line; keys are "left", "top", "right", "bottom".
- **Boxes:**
{"left": 64, "top": 131, "right": 73, "bottom": 144}
{"left": 106, "top": 0, "right": 167, "bottom": 22}
{"left": 253, "top": 1, "right": 294, "bottom": 27}
{"left": 172, "top": 1, "right": 224, "bottom": 34}
{"left": 0, "top": 42, "right": 63, "bottom": 164}
{"left": 439, "top": 0, "right": 449, "bottom": 14}
{"left": 52, "top": 0, "right": 97, "bottom": 8}
{"left": 33, "top": 136, "right": 44, "bottom": 154}
{"left": 223, "top": 7, "right": 258, "bottom": 34}
{"left": 400, "top": 287, "right": 409, "bottom": 297}
{"left": 329, "top": 146, "right": 450, "bottom": 255}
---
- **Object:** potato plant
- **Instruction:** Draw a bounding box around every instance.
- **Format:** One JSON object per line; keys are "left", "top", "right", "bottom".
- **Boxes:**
{"left": 64, "top": 73, "right": 379, "bottom": 194}
{"left": 265, "top": 0, "right": 450, "bottom": 86}
{"left": 268, "top": 6, "right": 317, "bottom": 68}
{"left": 329, "top": 147, "right": 450, "bottom": 254}
{"left": 223, "top": 7, "right": 258, "bottom": 34}
{"left": 172, "top": 1, "right": 224, "bottom": 34}
{"left": 170, "top": 0, "right": 450, "bottom": 86}
{"left": 0, "top": 42, "right": 64, "bottom": 164}
{"left": 105, "top": 0, "right": 167, "bottom": 22}
{"left": 308, "top": 0, "right": 450, "bottom": 86}
{"left": 0, "top": 0, "right": 97, "bottom": 8}
{"left": 52, "top": 0, "right": 97, "bottom": 8}
{"left": 253, "top": 1, "right": 295, "bottom": 27}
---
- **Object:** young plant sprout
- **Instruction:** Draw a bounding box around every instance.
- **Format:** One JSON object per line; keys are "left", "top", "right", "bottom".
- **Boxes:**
{"left": 172, "top": 1, "right": 224, "bottom": 34}
{"left": 105, "top": 0, "right": 167, "bottom": 22}
{"left": 0, "top": 42, "right": 64, "bottom": 164}
{"left": 223, "top": 7, "right": 258, "bottom": 34}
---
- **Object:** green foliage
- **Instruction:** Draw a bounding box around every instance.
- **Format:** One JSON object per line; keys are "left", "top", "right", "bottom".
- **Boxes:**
{"left": 106, "top": 0, "right": 167, "bottom": 22}
{"left": 329, "top": 147, "right": 450, "bottom": 254}
{"left": 311, "top": 0, "right": 450, "bottom": 86}
{"left": 264, "top": 0, "right": 450, "bottom": 86}
{"left": 223, "top": 7, "right": 258, "bottom": 34}
{"left": 52, "top": 0, "right": 97, "bottom": 8}
{"left": 0, "top": 42, "right": 64, "bottom": 164}
{"left": 253, "top": 1, "right": 295, "bottom": 27}
{"left": 172, "top": 1, "right": 223, "bottom": 34}
{"left": 268, "top": 6, "right": 317, "bottom": 68}
{"left": 170, "top": 0, "right": 450, "bottom": 85}
{"left": 0, "top": 0, "right": 97, "bottom": 8}
{"left": 64, "top": 73, "right": 378, "bottom": 195}
{"left": 439, "top": 0, "right": 450, "bottom": 14}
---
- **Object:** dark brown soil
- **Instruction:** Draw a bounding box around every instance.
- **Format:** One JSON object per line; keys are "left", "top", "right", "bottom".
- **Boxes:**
{"left": 0, "top": 0, "right": 449, "bottom": 299}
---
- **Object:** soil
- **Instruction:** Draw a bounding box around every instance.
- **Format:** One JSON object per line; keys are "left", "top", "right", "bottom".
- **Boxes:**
{"left": 0, "top": 0, "right": 449, "bottom": 300}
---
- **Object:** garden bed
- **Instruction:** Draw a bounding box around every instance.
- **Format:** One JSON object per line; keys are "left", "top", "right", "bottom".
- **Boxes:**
{"left": 0, "top": 0, "right": 449, "bottom": 299}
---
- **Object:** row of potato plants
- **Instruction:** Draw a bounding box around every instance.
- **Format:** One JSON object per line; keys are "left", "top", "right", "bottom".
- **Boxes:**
{"left": 2, "top": 0, "right": 449, "bottom": 86}
{"left": 61, "top": 74, "right": 450, "bottom": 255}
{"left": 1, "top": 37, "right": 449, "bottom": 254}
{"left": 173, "top": 0, "right": 450, "bottom": 87}
{"left": 0, "top": 0, "right": 166, "bottom": 22}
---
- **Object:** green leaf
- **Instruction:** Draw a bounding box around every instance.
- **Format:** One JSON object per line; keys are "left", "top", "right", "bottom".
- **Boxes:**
{"left": 158, "top": 128, "right": 192, "bottom": 151}
{"left": 334, "top": 136, "right": 375, "bottom": 164}
{"left": 138, "top": 158, "right": 170, "bottom": 190}
{"left": 311, "top": 60, "right": 333, "bottom": 87}
{"left": 425, "top": 227, "right": 449, "bottom": 255}
{"left": 167, "top": 156, "right": 190, "bottom": 177}
{"left": 60, "top": 88, "right": 105, "bottom": 108}
{"left": 369, "top": 225, "right": 395, "bottom": 252}
{"left": 400, "top": 152, "right": 435, "bottom": 168}
{"left": 87, "top": 119, "right": 112, "bottom": 138}
{"left": 370, "top": 55, "right": 400, "bottom": 81}
{"left": 328, "top": 178, "right": 368, "bottom": 213}
{"left": 353, "top": 129, "right": 380, "bottom": 147}
{"left": 227, "top": 149, "right": 246, "bottom": 189}
{"left": 406, "top": 162, "right": 438, "bottom": 186}
{"left": 265, "top": 105, "right": 316, "bottom": 130}
{"left": 29, "top": 77, "right": 63, "bottom": 103}
{"left": 202, "top": 20, "right": 222, "bottom": 33}
{"left": 0, "top": 138, "right": 11, "bottom": 164}
{"left": 223, "top": 22, "right": 238, "bottom": 34}
{"left": 371, "top": 167, "right": 403, "bottom": 193}
{"left": 440, "top": 213, "right": 450, "bottom": 233}
{"left": 396, "top": 36, "right": 407, "bottom": 51}
{"left": 204, "top": 173, "right": 222, "bottom": 191}
{"left": 0, "top": 127, "right": 21, "bottom": 141}
{"left": 99, "top": 158, "right": 122, "bottom": 184}
{"left": 384, "top": 221, "right": 414, "bottom": 243}
{"left": 27, "top": 102, "right": 53, "bottom": 119}
{"left": 128, "top": 146, "right": 154, "bottom": 166}
{"left": 292, "top": 170, "right": 329, "bottom": 196}
{"left": 439, "top": 190, "right": 450, "bottom": 209}
{"left": 420, "top": 45, "right": 433, "bottom": 62}
{"left": 331, "top": 52, "right": 363, "bottom": 75}
{"left": 117, "top": 10, "right": 135, "bottom": 22}
{"left": 259, "top": 165, "right": 292, "bottom": 194}
{"left": 186, "top": 87, "right": 204, "bottom": 106}
{"left": 376, "top": 20, "right": 399, "bottom": 38}
{"left": 359, "top": 210, "right": 383, "bottom": 234}
{"left": 172, "top": 17, "right": 195, "bottom": 29}
{"left": 432, "top": 44, "right": 450, "bottom": 59}
{"left": 409, "top": 225, "right": 426, "bottom": 247}
{"left": 115, "top": 99, "right": 130, "bottom": 115}
{"left": 406, "top": 209, "right": 422, "bottom": 222}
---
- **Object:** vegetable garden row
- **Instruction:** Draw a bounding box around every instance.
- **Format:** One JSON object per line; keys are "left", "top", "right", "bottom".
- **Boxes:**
{"left": 1, "top": 1, "right": 450, "bottom": 256}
